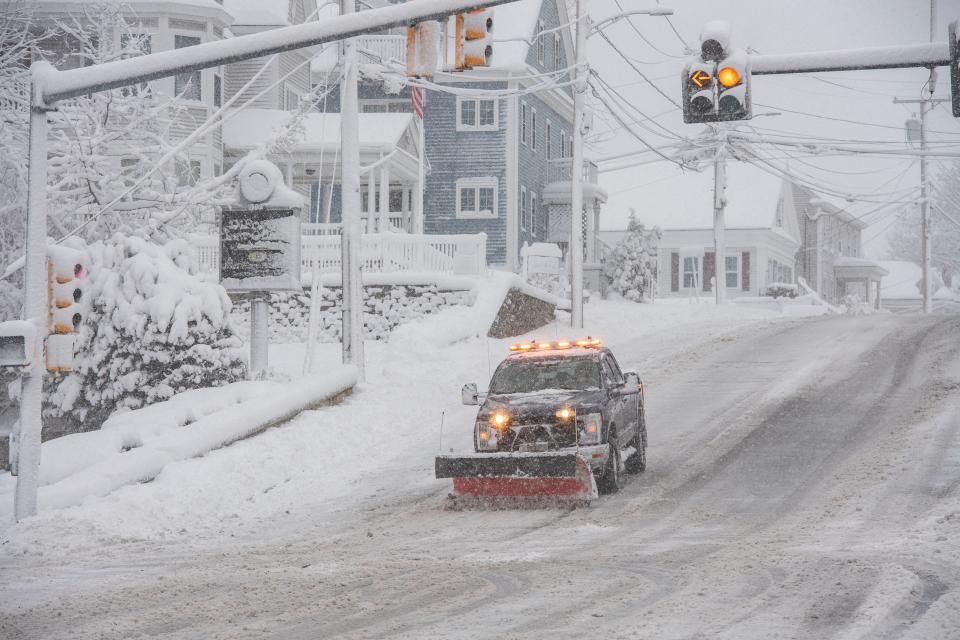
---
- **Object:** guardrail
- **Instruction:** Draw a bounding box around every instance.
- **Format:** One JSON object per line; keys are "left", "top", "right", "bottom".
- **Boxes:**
{"left": 192, "top": 231, "right": 487, "bottom": 281}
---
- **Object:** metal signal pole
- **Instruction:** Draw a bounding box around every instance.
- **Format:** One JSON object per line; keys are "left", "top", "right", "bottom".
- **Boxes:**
{"left": 893, "top": 0, "right": 948, "bottom": 314}
{"left": 570, "top": 0, "right": 587, "bottom": 328}
{"left": 713, "top": 127, "right": 727, "bottom": 305}
{"left": 340, "top": 0, "right": 365, "bottom": 379}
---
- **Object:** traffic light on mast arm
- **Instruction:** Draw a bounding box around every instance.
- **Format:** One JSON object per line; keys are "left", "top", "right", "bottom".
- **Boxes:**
{"left": 46, "top": 244, "right": 86, "bottom": 373}
{"left": 950, "top": 21, "right": 960, "bottom": 117}
{"left": 682, "top": 20, "right": 752, "bottom": 123}
{"left": 455, "top": 8, "right": 493, "bottom": 70}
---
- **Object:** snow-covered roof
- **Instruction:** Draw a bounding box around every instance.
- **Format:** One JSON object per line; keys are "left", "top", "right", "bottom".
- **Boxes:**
{"left": 223, "top": 108, "right": 413, "bottom": 152}
{"left": 223, "top": 0, "right": 291, "bottom": 26}
{"left": 877, "top": 260, "right": 958, "bottom": 300}
{"left": 619, "top": 162, "right": 785, "bottom": 231}
{"left": 489, "top": 0, "right": 543, "bottom": 71}
{"left": 878, "top": 260, "right": 922, "bottom": 299}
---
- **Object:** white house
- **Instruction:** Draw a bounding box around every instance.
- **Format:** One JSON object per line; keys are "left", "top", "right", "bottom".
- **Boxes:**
{"left": 601, "top": 163, "right": 801, "bottom": 299}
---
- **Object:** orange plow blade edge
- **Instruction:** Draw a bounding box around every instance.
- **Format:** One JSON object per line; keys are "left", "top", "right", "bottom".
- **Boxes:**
{"left": 435, "top": 452, "right": 598, "bottom": 501}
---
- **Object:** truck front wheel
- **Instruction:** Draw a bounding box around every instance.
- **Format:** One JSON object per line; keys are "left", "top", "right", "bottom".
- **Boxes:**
{"left": 597, "top": 442, "right": 623, "bottom": 494}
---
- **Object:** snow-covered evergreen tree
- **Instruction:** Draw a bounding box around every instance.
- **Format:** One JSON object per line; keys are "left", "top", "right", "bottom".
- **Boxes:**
{"left": 45, "top": 235, "right": 246, "bottom": 428}
{"left": 603, "top": 211, "right": 661, "bottom": 302}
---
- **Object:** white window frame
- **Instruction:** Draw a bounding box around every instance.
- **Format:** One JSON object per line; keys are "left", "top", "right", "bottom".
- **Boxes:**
{"left": 560, "top": 129, "right": 566, "bottom": 158}
{"left": 531, "top": 193, "right": 538, "bottom": 235}
{"left": 530, "top": 108, "right": 537, "bottom": 151}
{"left": 456, "top": 177, "right": 499, "bottom": 219}
{"left": 520, "top": 101, "right": 528, "bottom": 145}
{"left": 520, "top": 185, "right": 528, "bottom": 230}
{"left": 724, "top": 254, "right": 741, "bottom": 289}
{"left": 456, "top": 96, "right": 497, "bottom": 131}
{"left": 537, "top": 20, "right": 546, "bottom": 65}
{"left": 545, "top": 120, "right": 552, "bottom": 159}
{"left": 554, "top": 34, "right": 561, "bottom": 71}
{"left": 682, "top": 256, "right": 700, "bottom": 289}
{"left": 173, "top": 34, "right": 203, "bottom": 102}
{"left": 361, "top": 98, "right": 411, "bottom": 113}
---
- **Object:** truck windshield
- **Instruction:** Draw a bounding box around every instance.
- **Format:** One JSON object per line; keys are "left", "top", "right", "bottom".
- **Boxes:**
{"left": 489, "top": 357, "right": 601, "bottom": 394}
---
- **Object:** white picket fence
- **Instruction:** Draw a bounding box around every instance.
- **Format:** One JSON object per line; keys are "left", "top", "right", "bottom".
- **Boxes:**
{"left": 192, "top": 232, "right": 487, "bottom": 281}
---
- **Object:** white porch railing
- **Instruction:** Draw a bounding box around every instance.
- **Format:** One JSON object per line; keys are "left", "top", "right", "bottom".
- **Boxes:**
{"left": 357, "top": 35, "right": 407, "bottom": 64}
{"left": 192, "top": 232, "right": 487, "bottom": 281}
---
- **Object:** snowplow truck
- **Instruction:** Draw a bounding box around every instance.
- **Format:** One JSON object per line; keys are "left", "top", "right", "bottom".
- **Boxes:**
{"left": 435, "top": 338, "right": 647, "bottom": 502}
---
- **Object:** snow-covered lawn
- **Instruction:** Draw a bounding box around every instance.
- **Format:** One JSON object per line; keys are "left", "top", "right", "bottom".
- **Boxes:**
{"left": 0, "top": 293, "right": 818, "bottom": 550}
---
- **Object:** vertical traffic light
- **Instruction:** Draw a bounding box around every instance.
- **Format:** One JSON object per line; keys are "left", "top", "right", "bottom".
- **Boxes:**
{"left": 455, "top": 9, "right": 493, "bottom": 70}
{"left": 682, "top": 20, "right": 752, "bottom": 123}
{"left": 950, "top": 21, "right": 960, "bottom": 117}
{"left": 405, "top": 21, "right": 440, "bottom": 78}
{"left": 716, "top": 50, "right": 751, "bottom": 121}
{"left": 46, "top": 244, "right": 86, "bottom": 373}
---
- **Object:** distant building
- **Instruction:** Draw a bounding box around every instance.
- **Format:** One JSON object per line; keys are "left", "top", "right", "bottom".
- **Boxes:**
{"left": 600, "top": 163, "right": 801, "bottom": 299}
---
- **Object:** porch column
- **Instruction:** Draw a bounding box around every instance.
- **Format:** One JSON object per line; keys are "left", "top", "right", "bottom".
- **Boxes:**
{"left": 321, "top": 183, "right": 332, "bottom": 224}
{"left": 366, "top": 170, "right": 376, "bottom": 233}
{"left": 412, "top": 179, "right": 423, "bottom": 234}
{"left": 864, "top": 278, "right": 873, "bottom": 306}
{"left": 876, "top": 280, "right": 882, "bottom": 310}
{"left": 401, "top": 187, "right": 411, "bottom": 232}
{"left": 378, "top": 164, "right": 390, "bottom": 232}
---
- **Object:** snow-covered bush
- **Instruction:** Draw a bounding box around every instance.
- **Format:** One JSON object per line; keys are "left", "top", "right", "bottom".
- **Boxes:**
{"left": 44, "top": 235, "right": 246, "bottom": 428}
{"left": 603, "top": 212, "right": 661, "bottom": 302}
{"left": 840, "top": 293, "right": 872, "bottom": 315}
{"left": 765, "top": 283, "right": 798, "bottom": 299}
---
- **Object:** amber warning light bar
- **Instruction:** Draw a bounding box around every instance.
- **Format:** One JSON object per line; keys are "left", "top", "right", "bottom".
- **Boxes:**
{"left": 508, "top": 337, "right": 601, "bottom": 352}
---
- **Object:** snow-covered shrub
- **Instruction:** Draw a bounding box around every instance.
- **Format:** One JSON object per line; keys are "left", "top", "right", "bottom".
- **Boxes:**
{"left": 603, "top": 212, "right": 661, "bottom": 302}
{"left": 840, "top": 293, "right": 872, "bottom": 315}
{"left": 44, "top": 235, "right": 246, "bottom": 428}
{"left": 765, "top": 283, "right": 798, "bottom": 299}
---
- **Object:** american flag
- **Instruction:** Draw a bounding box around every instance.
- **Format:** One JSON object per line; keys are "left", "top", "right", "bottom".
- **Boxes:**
{"left": 411, "top": 86, "right": 424, "bottom": 120}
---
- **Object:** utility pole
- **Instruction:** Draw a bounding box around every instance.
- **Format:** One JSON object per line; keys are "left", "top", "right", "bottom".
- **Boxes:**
{"left": 340, "top": 0, "right": 365, "bottom": 379}
{"left": 14, "top": 62, "right": 54, "bottom": 520}
{"left": 893, "top": 0, "right": 948, "bottom": 314}
{"left": 569, "top": 0, "right": 587, "bottom": 328}
{"left": 713, "top": 127, "right": 727, "bottom": 304}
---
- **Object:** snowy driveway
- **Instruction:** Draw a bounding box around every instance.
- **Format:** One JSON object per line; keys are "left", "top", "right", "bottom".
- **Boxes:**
{"left": 2, "top": 313, "right": 960, "bottom": 639}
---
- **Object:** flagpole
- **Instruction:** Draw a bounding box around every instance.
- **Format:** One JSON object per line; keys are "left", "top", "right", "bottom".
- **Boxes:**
{"left": 415, "top": 88, "right": 425, "bottom": 234}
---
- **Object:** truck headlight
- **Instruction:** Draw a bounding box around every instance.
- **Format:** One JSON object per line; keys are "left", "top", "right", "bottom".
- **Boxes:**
{"left": 477, "top": 421, "right": 499, "bottom": 451}
{"left": 578, "top": 413, "right": 602, "bottom": 445}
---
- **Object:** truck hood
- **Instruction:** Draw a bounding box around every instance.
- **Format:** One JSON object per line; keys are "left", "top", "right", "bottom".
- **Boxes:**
{"left": 482, "top": 388, "right": 604, "bottom": 420}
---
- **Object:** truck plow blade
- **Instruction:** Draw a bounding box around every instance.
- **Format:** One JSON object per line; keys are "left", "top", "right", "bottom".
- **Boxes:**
{"left": 435, "top": 452, "right": 598, "bottom": 501}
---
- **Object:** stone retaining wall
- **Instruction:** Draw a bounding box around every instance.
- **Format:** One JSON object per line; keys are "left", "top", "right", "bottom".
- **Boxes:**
{"left": 231, "top": 284, "right": 475, "bottom": 343}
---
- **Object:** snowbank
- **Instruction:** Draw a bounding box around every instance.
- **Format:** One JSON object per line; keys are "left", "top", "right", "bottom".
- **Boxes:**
{"left": 8, "top": 367, "right": 356, "bottom": 513}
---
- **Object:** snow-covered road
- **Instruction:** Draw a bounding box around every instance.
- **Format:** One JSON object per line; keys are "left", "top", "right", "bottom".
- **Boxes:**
{"left": 2, "top": 312, "right": 959, "bottom": 639}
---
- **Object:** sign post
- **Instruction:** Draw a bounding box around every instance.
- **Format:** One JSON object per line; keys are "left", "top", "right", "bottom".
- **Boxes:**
{"left": 220, "top": 160, "right": 303, "bottom": 380}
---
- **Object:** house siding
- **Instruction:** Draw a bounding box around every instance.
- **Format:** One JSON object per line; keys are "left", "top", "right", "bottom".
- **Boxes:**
{"left": 525, "top": 0, "right": 573, "bottom": 99}
{"left": 423, "top": 81, "right": 509, "bottom": 264}
{"left": 225, "top": 56, "right": 279, "bottom": 109}
{"left": 518, "top": 91, "right": 572, "bottom": 247}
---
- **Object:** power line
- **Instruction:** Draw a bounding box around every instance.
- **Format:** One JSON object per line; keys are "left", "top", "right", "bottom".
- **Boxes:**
{"left": 595, "top": 28, "right": 681, "bottom": 109}
{"left": 755, "top": 102, "right": 960, "bottom": 136}
{"left": 609, "top": 0, "right": 685, "bottom": 59}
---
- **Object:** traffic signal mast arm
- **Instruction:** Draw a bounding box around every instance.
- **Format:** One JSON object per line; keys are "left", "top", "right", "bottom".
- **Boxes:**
{"left": 749, "top": 42, "right": 950, "bottom": 75}
{"left": 37, "top": 0, "right": 520, "bottom": 104}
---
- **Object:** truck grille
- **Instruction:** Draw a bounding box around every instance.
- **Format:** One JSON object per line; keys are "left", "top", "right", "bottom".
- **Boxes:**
{"left": 498, "top": 421, "right": 578, "bottom": 451}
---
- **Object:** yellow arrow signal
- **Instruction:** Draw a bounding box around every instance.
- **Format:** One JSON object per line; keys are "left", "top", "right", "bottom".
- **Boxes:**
{"left": 690, "top": 70, "right": 712, "bottom": 89}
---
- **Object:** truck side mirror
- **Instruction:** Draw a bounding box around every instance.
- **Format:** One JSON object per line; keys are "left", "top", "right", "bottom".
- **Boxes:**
{"left": 461, "top": 382, "right": 479, "bottom": 405}
{"left": 624, "top": 371, "right": 640, "bottom": 390}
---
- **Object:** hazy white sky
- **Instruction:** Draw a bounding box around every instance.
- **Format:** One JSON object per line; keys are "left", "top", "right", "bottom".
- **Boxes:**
{"left": 587, "top": 0, "right": 960, "bottom": 258}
